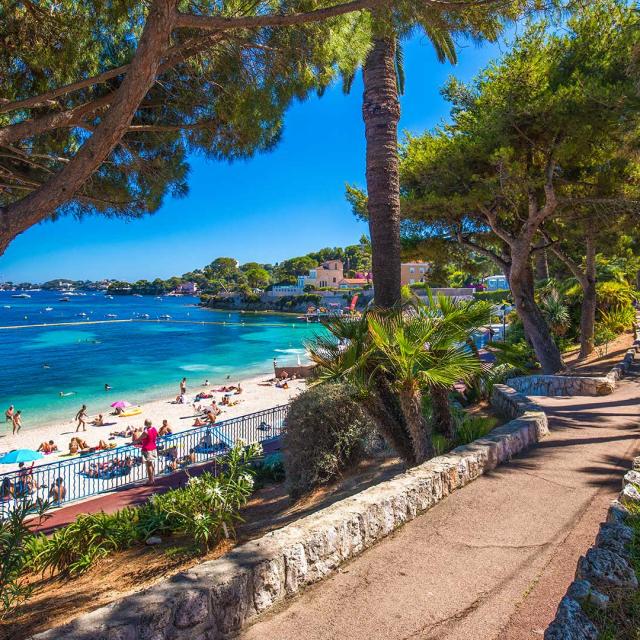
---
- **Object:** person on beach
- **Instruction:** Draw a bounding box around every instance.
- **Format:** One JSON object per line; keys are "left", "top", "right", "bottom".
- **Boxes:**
{"left": 5, "top": 405, "right": 14, "bottom": 423}
{"left": 136, "top": 419, "right": 158, "bottom": 485}
{"left": 17, "top": 461, "right": 37, "bottom": 494}
{"left": 91, "top": 414, "right": 105, "bottom": 426}
{"left": 158, "top": 420, "right": 172, "bottom": 436}
{"left": 75, "top": 404, "right": 87, "bottom": 432}
{"left": 203, "top": 379, "right": 210, "bottom": 387}
{"left": 37, "top": 440, "right": 58, "bottom": 454}
{"left": 12, "top": 410, "right": 22, "bottom": 435}
{"left": 49, "top": 477, "right": 66, "bottom": 504}
{"left": 180, "top": 377, "right": 187, "bottom": 395}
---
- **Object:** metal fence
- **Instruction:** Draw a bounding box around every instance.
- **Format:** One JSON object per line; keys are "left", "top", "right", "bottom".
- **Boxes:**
{"left": 0, "top": 404, "right": 289, "bottom": 518}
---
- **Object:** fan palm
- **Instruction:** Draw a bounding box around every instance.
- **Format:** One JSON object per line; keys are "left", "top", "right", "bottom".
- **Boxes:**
{"left": 307, "top": 296, "right": 491, "bottom": 464}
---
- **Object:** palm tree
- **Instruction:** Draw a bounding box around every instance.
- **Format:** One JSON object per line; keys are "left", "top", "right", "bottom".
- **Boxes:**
{"left": 307, "top": 296, "right": 491, "bottom": 464}
{"left": 361, "top": 16, "right": 457, "bottom": 307}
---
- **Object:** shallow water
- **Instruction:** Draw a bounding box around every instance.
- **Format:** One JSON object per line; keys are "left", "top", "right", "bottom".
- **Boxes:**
{"left": 0, "top": 291, "right": 321, "bottom": 428}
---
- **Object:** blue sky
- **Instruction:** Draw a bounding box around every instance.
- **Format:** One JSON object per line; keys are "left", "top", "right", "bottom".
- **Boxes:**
{"left": 0, "top": 32, "right": 511, "bottom": 283}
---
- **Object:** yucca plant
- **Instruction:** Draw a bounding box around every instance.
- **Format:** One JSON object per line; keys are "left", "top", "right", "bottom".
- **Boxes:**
{"left": 307, "top": 295, "right": 490, "bottom": 464}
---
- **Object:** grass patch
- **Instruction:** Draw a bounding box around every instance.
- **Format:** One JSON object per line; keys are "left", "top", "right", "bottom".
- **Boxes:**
{"left": 583, "top": 498, "right": 640, "bottom": 639}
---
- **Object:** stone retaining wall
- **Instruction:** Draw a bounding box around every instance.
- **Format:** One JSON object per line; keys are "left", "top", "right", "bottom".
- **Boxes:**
{"left": 32, "top": 393, "right": 549, "bottom": 640}
{"left": 507, "top": 337, "right": 640, "bottom": 398}
{"left": 544, "top": 458, "right": 640, "bottom": 639}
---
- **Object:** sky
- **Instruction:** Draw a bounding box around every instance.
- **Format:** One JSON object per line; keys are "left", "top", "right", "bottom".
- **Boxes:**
{"left": 0, "top": 32, "right": 512, "bottom": 283}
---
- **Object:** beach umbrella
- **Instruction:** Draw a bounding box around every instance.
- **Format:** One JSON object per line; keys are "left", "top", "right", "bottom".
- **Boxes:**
{"left": 110, "top": 400, "right": 132, "bottom": 408}
{"left": 0, "top": 449, "right": 44, "bottom": 464}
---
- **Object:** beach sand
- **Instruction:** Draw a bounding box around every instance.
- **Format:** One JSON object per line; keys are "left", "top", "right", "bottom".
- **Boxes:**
{"left": 0, "top": 373, "right": 306, "bottom": 472}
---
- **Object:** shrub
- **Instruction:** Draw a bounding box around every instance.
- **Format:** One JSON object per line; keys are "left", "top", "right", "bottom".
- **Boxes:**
{"left": 599, "top": 305, "right": 636, "bottom": 335}
{"left": 0, "top": 498, "right": 50, "bottom": 620}
{"left": 283, "top": 383, "right": 374, "bottom": 498}
{"left": 25, "top": 443, "right": 260, "bottom": 577}
{"left": 473, "top": 289, "right": 512, "bottom": 303}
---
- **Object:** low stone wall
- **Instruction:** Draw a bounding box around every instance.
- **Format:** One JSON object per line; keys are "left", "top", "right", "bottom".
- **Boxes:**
{"left": 32, "top": 391, "right": 548, "bottom": 640}
{"left": 507, "top": 336, "right": 640, "bottom": 398}
{"left": 544, "top": 458, "right": 640, "bottom": 639}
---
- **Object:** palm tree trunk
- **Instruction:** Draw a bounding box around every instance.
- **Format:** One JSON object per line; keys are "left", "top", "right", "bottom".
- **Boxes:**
{"left": 398, "top": 386, "right": 433, "bottom": 464}
{"left": 362, "top": 35, "right": 401, "bottom": 308}
{"left": 430, "top": 385, "right": 454, "bottom": 439}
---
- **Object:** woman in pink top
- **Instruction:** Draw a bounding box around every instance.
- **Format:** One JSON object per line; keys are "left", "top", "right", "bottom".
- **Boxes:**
{"left": 137, "top": 419, "right": 158, "bottom": 485}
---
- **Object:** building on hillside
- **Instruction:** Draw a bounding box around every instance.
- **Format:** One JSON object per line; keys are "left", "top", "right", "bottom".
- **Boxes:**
{"left": 483, "top": 274, "right": 509, "bottom": 291}
{"left": 174, "top": 281, "right": 198, "bottom": 295}
{"left": 297, "top": 260, "right": 344, "bottom": 289}
{"left": 401, "top": 261, "right": 430, "bottom": 286}
{"left": 265, "top": 284, "right": 304, "bottom": 298}
{"left": 338, "top": 278, "right": 370, "bottom": 289}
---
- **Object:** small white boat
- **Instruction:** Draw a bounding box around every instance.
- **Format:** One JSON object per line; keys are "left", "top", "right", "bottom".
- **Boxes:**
{"left": 59, "top": 297, "right": 70, "bottom": 302}
{"left": 77, "top": 312, "right": 88, "bottom": 317}
{"left": 44, "top": 307, "right": 53, "bottom": 312}
{"left": 105, "top": 295, "right": 114, "bottom": 299}
{"left": 139, "top": 313, "right": 150, "bottom": 319}
{"left": 155, "top": 296, "right": 162, "bottom": 300}
{"left": 3, "top": 305, "right": 11, "bottom": 309}
{"left": 133, "top": 294, "right": 143, "bottom": 297}
{"left": 11, "top": 293, "right": 31, "bottom": 298}
{"left": 159, "top": 314, "right": 172, "bottom": 320}
{"left": 106, "top": 313, "right": 118, "bottom": 319}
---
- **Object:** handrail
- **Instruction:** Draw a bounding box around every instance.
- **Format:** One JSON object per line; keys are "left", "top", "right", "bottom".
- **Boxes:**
{"left": 0, "top": 404, "right": 289, "bottom": 518}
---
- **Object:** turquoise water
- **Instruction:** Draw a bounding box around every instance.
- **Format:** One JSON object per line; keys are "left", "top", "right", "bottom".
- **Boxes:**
{"left": 0, "top": 291, "right": 322, "bottom": 429}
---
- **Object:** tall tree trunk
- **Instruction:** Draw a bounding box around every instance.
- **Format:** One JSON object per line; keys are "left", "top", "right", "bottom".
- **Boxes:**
{"left": 579, "top": 230, "right": 597, "bottom": 359}
{"left": 533, "top": 240, "right": 549, "bottom": 281}
{"left": 362, "top": 35, "right": 401, "bottom": 308}
{"left": 509, "top": 255, "right": 564, "bottom": 374}
{"left": 368, "top": 375, "right": 416, "bottom": 464}
{"left": 430, "top": 385, "right": 454, "bottom": 439}
{"left": 398, "top": 387, "right": 433, "bottom": 464}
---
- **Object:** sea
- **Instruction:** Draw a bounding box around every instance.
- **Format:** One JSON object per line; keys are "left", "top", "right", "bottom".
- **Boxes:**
{"left": 0, "top": 291, "right": 322, "bottom": 429}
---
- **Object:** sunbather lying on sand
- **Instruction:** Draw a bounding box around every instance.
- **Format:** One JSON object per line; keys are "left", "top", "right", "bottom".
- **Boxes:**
{"left": 37, "top": 440, "right": 58, "bottom": 454}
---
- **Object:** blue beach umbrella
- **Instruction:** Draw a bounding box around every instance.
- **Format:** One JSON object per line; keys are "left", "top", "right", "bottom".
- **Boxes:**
{"left": 0, "top": 449, "right": 44, "bottom": 464}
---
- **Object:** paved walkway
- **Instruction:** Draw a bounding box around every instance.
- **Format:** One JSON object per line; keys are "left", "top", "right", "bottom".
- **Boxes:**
{"left": 240, "top": 370, "right": 640, "bottom": 640}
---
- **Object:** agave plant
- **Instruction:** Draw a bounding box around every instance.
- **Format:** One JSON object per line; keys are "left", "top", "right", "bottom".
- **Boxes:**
{"left": 307, "top": 295, "right": 491, "bottom": 464}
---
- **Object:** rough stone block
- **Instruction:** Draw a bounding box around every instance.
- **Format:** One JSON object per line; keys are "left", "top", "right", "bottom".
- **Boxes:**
{"left": 544, "top": 596, "right": 598, "bottom": 640}
{"left": 623, "top": 470, "right": 640, "bottom": 489}
{"left": 607, "top": 500, "right": 631, "bottom": 525}
{"left": 595, "top": 522, "right": 634, "bottom": 557}
{"left": 621, "top": 482, "right": 640, "bottom": 505}
{"left": 174, "top": 590, "right": 210, "bottom": 629}
{"left": 576, "top": 547, "right": 638, "bottom": 589}
{"left": 566, "top": 580, "right": 610, "bottom": 610}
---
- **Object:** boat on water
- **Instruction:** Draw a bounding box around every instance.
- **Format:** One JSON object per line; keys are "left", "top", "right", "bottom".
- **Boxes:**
{"left": 59, "top": 297, "right": 70, "bottom": 302}
{"left": 159, "top": 314, "right": 172, "bottom": 320}
{"left": 133, "top": 294, "right": 143, "bottom": 297}
{"left": 11, "top": 293, "right": 31, "bottom": 298}
{"left": 44, "top": 307, "right": 53, "bottom": 312}
{"left": 105, "top": 295, "right": 114, "bottom": 299}
{"left": 106, "top": 313, "right": 118, "bottom": 319}
{"left": 3, "top": 305, "right": 11, "bottom": 309}
{"left": 139, "top": 313, "right": 150, "bottom": 319}
{"left": 77, "top": 312, "right": 88, "bottom": 318}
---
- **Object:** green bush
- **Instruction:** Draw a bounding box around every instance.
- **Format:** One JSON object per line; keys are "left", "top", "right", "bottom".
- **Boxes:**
{"left": 473, "top": 289, "right": 512, "bottom": 303}
{"left": 25, "top": 444, "right": 260, "bottom": 578}
{"left": 283, "top": 383, "right": 374, "bottom": 499}
{"left": 431, "top": 409, "right": 497, "bottom": 456}
{"left": 1, "top": 498, "right": 50, "bottom": 620}
{"left": 599, "top": 305, "right": 636, "bottom": 335}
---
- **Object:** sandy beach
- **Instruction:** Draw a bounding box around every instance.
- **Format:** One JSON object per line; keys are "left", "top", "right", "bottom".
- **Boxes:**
{"left": 0, "top": 373, "right": 306, "bottom": 473}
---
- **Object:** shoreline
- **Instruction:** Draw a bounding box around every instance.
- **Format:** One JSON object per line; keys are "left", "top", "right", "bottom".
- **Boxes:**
{"left": 0, "top": 372, "right": 306, "bottom": 473}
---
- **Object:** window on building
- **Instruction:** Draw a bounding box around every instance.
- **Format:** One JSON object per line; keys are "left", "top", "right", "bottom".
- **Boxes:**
{"left": 409, "top": 267, "right": 415, "bottom": 273}
{"left": 419, "top": 267, "right": 425, "bottom": 273}
{"left": 410, "top": 278, "right": 415, "bottom": 284}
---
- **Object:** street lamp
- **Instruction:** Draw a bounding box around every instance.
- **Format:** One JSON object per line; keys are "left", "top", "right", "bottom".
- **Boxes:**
{"left": 500, "top": 303, "right": 509, "bottom": 340}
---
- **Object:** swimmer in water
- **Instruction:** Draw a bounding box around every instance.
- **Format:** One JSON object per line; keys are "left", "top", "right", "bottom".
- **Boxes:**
{"left": 59, "top": 391, "right": 76, "bottom": 397}
{"left": 104, "top": 384, "right": 112, "bottom": 391}
{"left": 43, "top": 363, "right": 51, "bottom": 369}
